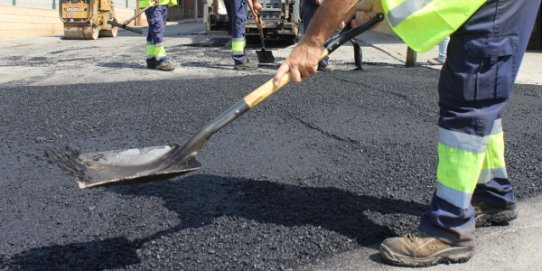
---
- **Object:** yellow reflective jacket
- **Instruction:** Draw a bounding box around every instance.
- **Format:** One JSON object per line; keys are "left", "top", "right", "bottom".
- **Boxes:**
{"left": 382, "top": 0, "right": 486, "bottom": 52}
{"left": 139, "top": 0, "right": 177, "bottom": 8}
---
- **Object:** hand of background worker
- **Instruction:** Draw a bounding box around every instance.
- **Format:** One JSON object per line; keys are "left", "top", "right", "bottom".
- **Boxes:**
{"left": 248, "top": 0, "right": 264, "bottom": 27}
{"left": 252, "top": 0, "right": 263, "bottom": 12}
{"left": 350, "top": 0, "right": 383, "bottom": 28}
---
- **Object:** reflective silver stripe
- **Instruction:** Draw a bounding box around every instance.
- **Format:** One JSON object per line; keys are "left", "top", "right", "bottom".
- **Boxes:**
{"left": 439, "top": 128, "right": 489, "bottom": 153}
{"left": 387, "top": 0, "right": 433, "bottom": 27}
{"left": 436, "top": 183, "right": 472, "bottom": 209}
{"left": 478, "top": 168, "right": 508, "bottom": 184}
{"left": 490, "top": 119, "right": 503, "bottom": 134}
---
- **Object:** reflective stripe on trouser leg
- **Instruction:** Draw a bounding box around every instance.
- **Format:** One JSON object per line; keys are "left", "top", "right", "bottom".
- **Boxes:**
{"left": 154, "top": 43, "right": 168, "bottom": 62}
{"left": 419, "top": 0, "right": 539, "bottom": 246}
{"left": 479, "top": 119, "right": 507, "bottom": 185}
{"left": 420, "top": 127, "right": 486, "bottom": 246}
{"left": 473, "top": 119, "right": 516, "bottom": 208}
{"left": 231, "top": 37, "right": 245, "bottom": 56}
{"left": 436, "top": 132, "right": 486, "bottom": 209}
{"left": 146, "top": 44, "right": 156, "bottom": 60}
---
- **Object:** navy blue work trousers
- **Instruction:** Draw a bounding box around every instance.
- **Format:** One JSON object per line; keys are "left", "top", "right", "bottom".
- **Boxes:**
{"left": 420, "top": 0, "right": 541, "bottom": 244}
{"left": 145, "top": 5, "right": 168, "bottom": 45}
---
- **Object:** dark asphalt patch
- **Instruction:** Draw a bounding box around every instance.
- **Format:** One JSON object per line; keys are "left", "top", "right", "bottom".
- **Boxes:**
{"left": 0, "top": 67, "right": 540, "bottom": 270}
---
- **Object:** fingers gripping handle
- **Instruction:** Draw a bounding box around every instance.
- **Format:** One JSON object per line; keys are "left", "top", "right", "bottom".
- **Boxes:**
{"left": 243, "top": 14, "right": 382, "bottom": 109}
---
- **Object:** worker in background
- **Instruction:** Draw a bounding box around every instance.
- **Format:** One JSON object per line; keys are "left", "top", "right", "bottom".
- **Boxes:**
{"left": 427, "top": 36, "right": 450, "bottom": 65}
{"left": 273, "top": 0, "right": 539, "bottom": 267}
{"left": 302, "top": 0, "right": 330, "bottom": 71}
{"left": 224, "top": 0, "right": 262, "bottom": 70}
{"left": 140, "top": 0, "right": 177, "bottom": 71}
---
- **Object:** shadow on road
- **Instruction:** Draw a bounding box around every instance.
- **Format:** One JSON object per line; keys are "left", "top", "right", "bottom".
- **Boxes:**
{"left": 2, "top": 174, "right": 426, "bottom": 270}
{"left": 96, "top": 62, "right": 146, "bottom": 69}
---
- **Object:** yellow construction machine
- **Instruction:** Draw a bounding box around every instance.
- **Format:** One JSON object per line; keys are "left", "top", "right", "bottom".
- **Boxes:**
{"left": 59, "top": 0, "right": 118, "bottom": 40}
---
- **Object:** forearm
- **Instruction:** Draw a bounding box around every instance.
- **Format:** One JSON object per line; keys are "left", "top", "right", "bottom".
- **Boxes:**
{"left": 301, "top": 0, "right": 358, "bottom": 47}
{"left": 246, "top": 0, "right": 255, "bottom": 14}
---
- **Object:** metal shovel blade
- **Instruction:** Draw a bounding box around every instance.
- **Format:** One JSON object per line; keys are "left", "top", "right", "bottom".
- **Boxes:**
{"left": 257, "top": 49, "right": 275, "bottom": 64}
{"left": 45, "top": 15, "right": 384, "bottom": 189}
{"left": 46, "top": 145, "right": 201, "bottom": 189}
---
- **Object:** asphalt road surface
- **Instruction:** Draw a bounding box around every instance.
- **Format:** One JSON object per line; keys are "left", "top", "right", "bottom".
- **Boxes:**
{"left": 0, "top": 66, "right": 541, "bottom": 270}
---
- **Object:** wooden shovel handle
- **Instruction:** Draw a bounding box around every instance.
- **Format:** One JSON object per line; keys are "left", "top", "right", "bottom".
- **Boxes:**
{"left": 244, "top": 49, "right": 330, "bottom": 108}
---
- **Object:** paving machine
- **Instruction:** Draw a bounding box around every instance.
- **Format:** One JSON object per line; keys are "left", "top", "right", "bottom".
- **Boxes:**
{"left": 59, "top": 0, "right": 118, "bottom": 40}
{"left": 245, "top": 0, "right": 300, "bottom": 42}
{"left": 204, "top": 0, "right": 301, "bottom": 43}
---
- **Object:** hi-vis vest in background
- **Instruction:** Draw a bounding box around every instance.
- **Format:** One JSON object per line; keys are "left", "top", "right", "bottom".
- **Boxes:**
{"left": 139, "top": 0, "right": 177, "bottom": 8}
{"left": 382, "top": 0, "right": 486, "bottom": 52}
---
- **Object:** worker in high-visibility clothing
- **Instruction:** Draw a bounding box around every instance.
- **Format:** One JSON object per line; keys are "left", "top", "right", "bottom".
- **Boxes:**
{"left": 273, "top": 0, "right": 540, "bottom": 267}
{"left": 139, "top": 0, "right": 177, "bottom": 71}
{"left": 224, "top": 0, "right": 261, "bottom": 70}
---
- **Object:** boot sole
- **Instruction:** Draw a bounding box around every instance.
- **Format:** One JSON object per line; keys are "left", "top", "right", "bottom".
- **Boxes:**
{"left": 380, "top": 244, "right": 474, "bottom": 267}
{"left": 475, "top": 209, "right": 518, "bottom": 227}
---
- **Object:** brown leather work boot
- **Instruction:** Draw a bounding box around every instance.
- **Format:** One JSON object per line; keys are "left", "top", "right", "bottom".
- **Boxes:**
{"left": 234, "top": 60, "right": 258, "bottom": 70}
{"left": 473, "top": 201, "right": 518, "bottom": 227}
{"left": 156, "top": 60, "right": 176, "bottom": 71}
{"left": 380, "top": 233, "right": 474, "bottom": 267}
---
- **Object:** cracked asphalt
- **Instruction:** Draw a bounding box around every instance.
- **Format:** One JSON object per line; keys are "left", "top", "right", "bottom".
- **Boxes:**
{"left": 0, "top": 21, "right": 541, "bottom": 271}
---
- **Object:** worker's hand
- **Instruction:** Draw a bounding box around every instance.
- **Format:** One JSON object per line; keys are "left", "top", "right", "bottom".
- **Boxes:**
{"left": 253, "top": 0, "right": 263, "bottom": 12}
{"left": 250, "top": 0, "right": 263, "bottom": 18}
{"left": 273, "top": 40, "right": 322, "bottom": 86}
{"left": 249, "top": 0, "right": 264, "bottom": 27}
{"left": 350, "top": 0, "right": 383, "bottom": 28}
{"left": 315, "top": 0, "right": 324, "bottom": 6}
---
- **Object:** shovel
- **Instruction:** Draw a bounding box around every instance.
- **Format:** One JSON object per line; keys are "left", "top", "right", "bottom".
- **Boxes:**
{"left": 107, "top": 4, "right": 154, "bottom": 35}
{"left": 255, "top": 15, "right": 275, "bottom": 64}
{"left": 46, "top": 14, "right": 384, "bottom": 189}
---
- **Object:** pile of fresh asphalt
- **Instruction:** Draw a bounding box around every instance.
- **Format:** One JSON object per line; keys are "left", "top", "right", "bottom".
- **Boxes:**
{"left": 0, "top": 67, "right": 540, "bottom": 270}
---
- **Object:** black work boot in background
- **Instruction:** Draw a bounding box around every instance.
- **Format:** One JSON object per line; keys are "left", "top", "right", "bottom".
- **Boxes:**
{"left": 379, "top": 232, "right": 474, "bottom": 267}
{"left": 472, "top": 200, "right": 518, "bottom": 227}
{"left": 146, "top": 58, "right": 157, "bottom": 69}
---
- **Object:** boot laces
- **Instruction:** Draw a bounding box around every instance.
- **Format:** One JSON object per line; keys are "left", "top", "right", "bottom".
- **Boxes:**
{"left": 406, "top": 233, "right": 421, "bottom": 242}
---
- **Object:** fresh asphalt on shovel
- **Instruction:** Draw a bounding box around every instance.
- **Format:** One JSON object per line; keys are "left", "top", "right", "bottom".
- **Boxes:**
{"left": 45, "top": 14, "right": 385, "bottom": 189}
